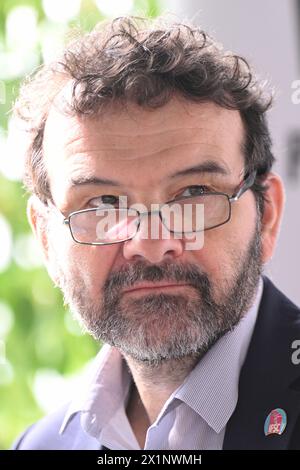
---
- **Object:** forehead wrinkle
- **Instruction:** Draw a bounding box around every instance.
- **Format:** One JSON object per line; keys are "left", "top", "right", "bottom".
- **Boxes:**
{"left": 60, "top": 140, "right": 233, "bottom": 167}
{"left": 62, "top": 131, "right": 216, "bottom": 156}
{"left": 44, "top": 99, "right": 244, "bottom": 159}
{"left": 44, "top": 100, "right": 246, "bottom": 195}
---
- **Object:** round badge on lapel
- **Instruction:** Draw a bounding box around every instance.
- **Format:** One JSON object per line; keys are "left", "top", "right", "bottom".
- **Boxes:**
{"left": 264, "top": 408, "right": 287, "bottom": 436}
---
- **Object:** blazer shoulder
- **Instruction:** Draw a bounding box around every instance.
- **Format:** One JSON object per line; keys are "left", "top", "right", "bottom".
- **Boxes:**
{"left": 12, "top": 403, "right": 75, "bottom": 450}
{"left": 262, "top": 276, "right": 300, "bottom": 324}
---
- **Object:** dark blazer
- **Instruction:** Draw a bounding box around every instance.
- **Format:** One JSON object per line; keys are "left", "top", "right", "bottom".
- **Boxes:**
{"left": 13, "top": 276, "right": 300, "bottom": 450}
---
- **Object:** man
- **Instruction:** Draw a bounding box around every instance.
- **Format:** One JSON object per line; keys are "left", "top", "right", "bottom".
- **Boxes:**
{"left": 12, "top": 16, "right": 300, "bottom": 450}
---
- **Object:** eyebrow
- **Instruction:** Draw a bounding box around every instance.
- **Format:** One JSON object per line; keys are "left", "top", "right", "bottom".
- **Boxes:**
{"left": 168, "top": 160, "right": 230, "bottom": 179}
{"left": 68, "top": 159, "right": 230, "bottom": 188}
{"left": 69, "top": 175, "right": 122, "bottom": 187}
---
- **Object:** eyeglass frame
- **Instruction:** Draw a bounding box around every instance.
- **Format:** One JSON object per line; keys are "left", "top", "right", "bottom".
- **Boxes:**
{"left": 61, "top": 170, "right": 257, "bottom": 246}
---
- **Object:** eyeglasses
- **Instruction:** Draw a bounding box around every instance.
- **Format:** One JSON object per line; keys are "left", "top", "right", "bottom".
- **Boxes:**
{"left": 61, "top": 171, "right": 257, "bottom": 246}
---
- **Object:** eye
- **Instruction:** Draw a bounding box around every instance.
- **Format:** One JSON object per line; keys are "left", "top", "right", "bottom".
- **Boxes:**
{"left": 178, "top": 185, "right": 212, "bottom": 198}
{"left": 88, "top": 195, "right": 120, "bottom": 207}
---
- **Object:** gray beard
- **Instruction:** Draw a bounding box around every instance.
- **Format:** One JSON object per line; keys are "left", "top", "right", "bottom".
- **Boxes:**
{"left": 58, "top": 219, "right": 263, "bottom": 366}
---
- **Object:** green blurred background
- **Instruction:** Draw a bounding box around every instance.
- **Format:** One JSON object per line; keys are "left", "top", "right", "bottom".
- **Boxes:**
{"left": 0, "top": 0, "right": 161, "bottom": 450}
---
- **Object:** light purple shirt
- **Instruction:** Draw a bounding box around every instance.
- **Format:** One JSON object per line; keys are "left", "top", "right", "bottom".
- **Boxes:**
{"left": 60, "top": 277, "right": 263, "bottom": 450}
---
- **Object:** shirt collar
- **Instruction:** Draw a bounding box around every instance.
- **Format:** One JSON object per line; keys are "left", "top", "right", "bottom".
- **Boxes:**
{"left": 59, "top": 344, "right": 131, "bottom": 435}
{"left": 60, "top": 276, "right": 263, "bottom": 436}
{"left": 174, "top": 276, "right": 264, "bottom": 432}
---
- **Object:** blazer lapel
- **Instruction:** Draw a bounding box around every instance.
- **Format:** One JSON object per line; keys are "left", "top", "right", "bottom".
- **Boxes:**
{"left": 223, "top": 276, "right": 300, "bottom": 449}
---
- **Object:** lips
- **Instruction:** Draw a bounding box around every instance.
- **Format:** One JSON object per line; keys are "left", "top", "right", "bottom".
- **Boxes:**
{"left": 123, "top": 282, "right": 189, "bottom": 293}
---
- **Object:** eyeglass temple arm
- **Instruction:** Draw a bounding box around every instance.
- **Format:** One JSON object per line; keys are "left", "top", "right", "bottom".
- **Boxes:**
{"left": 229, "top": 170, "right": 257, "bottom": 202}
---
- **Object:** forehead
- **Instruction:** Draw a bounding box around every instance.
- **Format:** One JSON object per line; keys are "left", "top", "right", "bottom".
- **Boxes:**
{"left": 43, "top": 96, "right": 245, "bottom": 198}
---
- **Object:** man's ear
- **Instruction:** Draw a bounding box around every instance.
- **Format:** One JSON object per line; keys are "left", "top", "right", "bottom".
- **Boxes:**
{"left": 27, "top": 195, "right": 50, "bottom": 264}
{"left": 260, "top": 172, "right": 285, "bottom": 264}
{"left": 27, "top": 196, "right": 61, "bottom": 287}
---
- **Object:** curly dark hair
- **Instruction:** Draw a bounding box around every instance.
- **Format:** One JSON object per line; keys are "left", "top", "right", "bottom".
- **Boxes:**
{"left": 14, "top": 15, "right": 275, "bottom": 215}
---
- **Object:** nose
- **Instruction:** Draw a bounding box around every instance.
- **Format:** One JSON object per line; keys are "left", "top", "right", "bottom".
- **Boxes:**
{"left": 122, "top": 210, "right": 184, "bottom": 263}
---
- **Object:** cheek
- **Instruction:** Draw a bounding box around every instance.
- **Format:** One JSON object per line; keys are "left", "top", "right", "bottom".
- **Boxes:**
{"left": 46, "top": 215, "right": 120, "bottom": 290}
{"left": 64, "top": 243, "right": 119, "bottom": 293}
{"left": 189, "top": 199, "right": 258, "bottom": 282}
{"left": 190, "top": 228, "right": 236, "bottom": 281}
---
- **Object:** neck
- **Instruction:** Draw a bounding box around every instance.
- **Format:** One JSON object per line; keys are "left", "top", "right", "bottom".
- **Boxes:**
{"left": 124, "top": 354, "right": 199, "bottom": 447}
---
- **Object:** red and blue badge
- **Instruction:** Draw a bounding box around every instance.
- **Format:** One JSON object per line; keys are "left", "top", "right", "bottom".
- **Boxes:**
{"left": 264, "top": 408, "right": 287, "bottom": 436}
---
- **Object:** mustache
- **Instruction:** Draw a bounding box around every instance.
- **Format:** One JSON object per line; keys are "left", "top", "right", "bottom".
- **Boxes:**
{"left": 103, "top": 260, "right": 211, "bottom": 293}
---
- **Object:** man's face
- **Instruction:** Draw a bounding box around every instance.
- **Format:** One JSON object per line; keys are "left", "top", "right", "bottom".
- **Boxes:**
{"left": 38, "top": 97, "right": 262, "bottom": 364}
